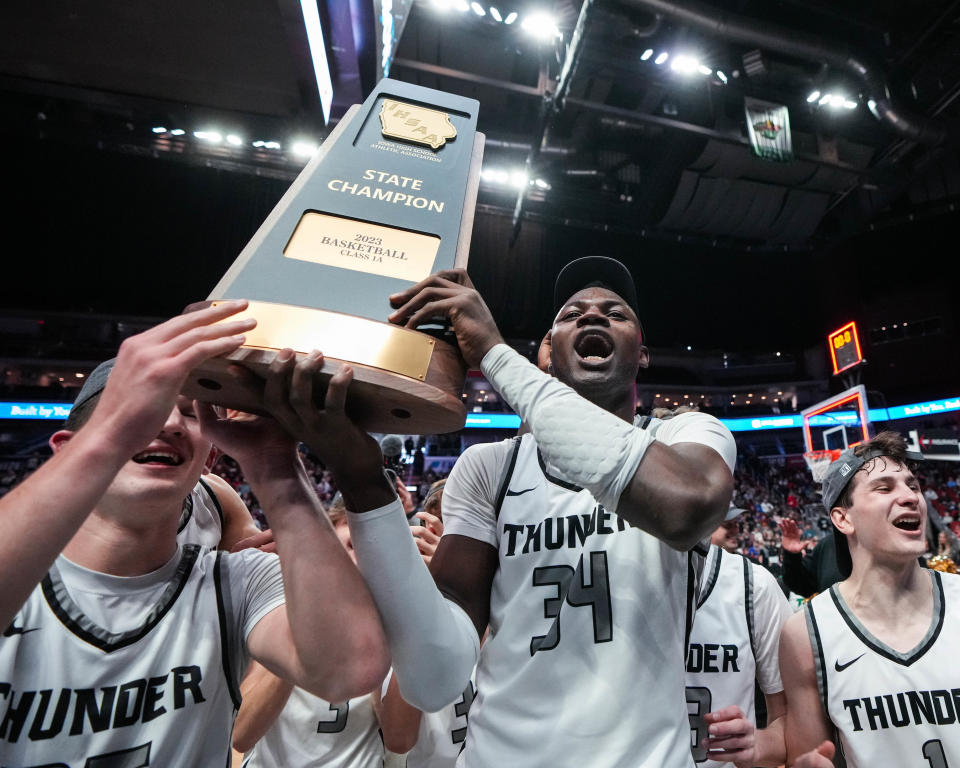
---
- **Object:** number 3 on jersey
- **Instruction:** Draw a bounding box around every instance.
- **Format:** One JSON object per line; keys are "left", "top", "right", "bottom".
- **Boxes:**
{"left": 530, "top": 551, "right": 612, "bottom": 655}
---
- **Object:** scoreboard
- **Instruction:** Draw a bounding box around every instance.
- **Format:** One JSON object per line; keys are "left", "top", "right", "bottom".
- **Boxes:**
{"left": 828, "top": 321, "right": 864, "bottom": 375}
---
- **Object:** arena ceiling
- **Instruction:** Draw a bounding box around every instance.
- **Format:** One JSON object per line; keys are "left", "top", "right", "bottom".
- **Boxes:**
{"left": 1, "top": 0, "right": 958, "bottom": 387}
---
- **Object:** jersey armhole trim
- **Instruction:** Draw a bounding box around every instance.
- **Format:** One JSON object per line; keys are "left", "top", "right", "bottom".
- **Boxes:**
{"left": 684, "top": 550, "right": 697, "bottom": 653}
{"left": 493, "top": 436, "right": 523, "bottom": 521}
{"left": 199, "top": 476, "right": 225, "bottom": 529}
{"left": 804, "top": 602, "right": 830, "bottom": 715}
{"left": 697, "top": 547, "right": 723, "bottom": 609}
{"left": 214, "top": 551, "right": 244, "bottom": 710}
{"left": 177, "top": 493, "right": 194, "bottom": 534}
{"left": 743, "top": 557, "right": 757, "bottom": 663}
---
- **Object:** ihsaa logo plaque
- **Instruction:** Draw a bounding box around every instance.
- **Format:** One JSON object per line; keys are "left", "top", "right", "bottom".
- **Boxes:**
{"left": 379, "top": 99, "right": 457, "bottom": 150}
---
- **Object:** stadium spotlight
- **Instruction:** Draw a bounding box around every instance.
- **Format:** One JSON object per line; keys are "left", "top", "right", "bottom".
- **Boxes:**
{"left": 509, "top": 170, "right": 529, "bottom": 188}
{"left": 169, "top": 128, "right": 185, "bottom": 136}
{"left": 503, "top": 11, "right": 517, "bottom": 23}
{"left": 654, "top": 51, "right": 669, "bottom": 65}
{"left": 451, "top": 0, "right": 469, "bottom": 11}
{"left": 226, "top": 134, "right": 243, "bottom": 146}
{"left": 697, "top": 64, "right": 712, "bottom": 76}
{"left": 470, "top": 2, "right": 485, "bottom": 16}
{"left": 264, "top": 141, "right": 282, "bottom": 150}
{"left": 292, "top": 141, "right": 319, "bottom": 157}
{"left": 193, "top": 130, "right": 223, "bottom": 143}
{"left": 521, "top": 12, "right": 560, "bottom": 40}
{"left": 489, "top": 7, "right": 502, "bottom": 21}
{"left": 152, "top": 126, "right": 167, "bottom": 134}
{"left": 534, "top": 178, "right": 550, "bottom": 189}
{"left": 670, "top": 55, "right": 699, "bottom": 74}
{"left": 806, "top": 90, "right": 821, "bottom": 103}
{"left": 716, "top": 70, "right": 728, "bottom": 83}
{"left": 640, "top": 48, "right": 654, "bottom": 61}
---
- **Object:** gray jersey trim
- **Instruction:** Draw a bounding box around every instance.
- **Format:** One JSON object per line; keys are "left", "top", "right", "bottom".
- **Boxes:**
{"left": 743, "top": 556, "right": 757, "bottom": 662}
{"left": 41, "top": 545, "right": 200, "bottom": 652}
{"left": 214, "top": 551, "right": 243, "bottom": 710}
{"left": 804, "top": 601, "right": 830, "bottom": 715}
{"left": 828, "top": 570, "right": 944, "bottom": 667}
{"left": 696, "top": 547, "right": 723, "bottom": 609}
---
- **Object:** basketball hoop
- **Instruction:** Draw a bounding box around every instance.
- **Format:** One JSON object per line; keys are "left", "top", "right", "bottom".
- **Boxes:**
{"left": 803, "top": 449, "right": 842, "bottom": 482}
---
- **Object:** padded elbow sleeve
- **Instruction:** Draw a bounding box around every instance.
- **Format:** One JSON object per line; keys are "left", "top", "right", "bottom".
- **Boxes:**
{"left": 481, "top": 344, "right": 653, "bottom": 511}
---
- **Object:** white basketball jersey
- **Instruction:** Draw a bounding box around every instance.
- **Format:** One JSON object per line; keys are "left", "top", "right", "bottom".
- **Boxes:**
{"left": 406, "top": 672, "right": 476, "bottom": 768}
{"left": 243, "top": 688, "right": 383, "bottom": 768}
{"left": 686, "top": 547, "right": 759, "bottom": 767}
{"left": 177, "top": 477, "right": 224, "bottom": 549}
{"left": 459, "top": 434, "right": 700, "bottom": 768}
{"left": 0, "top": 546, "right": 249, "bottom": 767}
{"left": 805, "top": 570, "right": 960, "bottom": 768}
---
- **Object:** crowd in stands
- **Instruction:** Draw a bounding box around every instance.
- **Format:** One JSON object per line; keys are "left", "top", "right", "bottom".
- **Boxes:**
{"left": 3, "top": 439, "right": 959, "bottom": 568}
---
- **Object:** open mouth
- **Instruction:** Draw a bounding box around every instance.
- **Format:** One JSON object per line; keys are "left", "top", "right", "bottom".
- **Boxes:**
{"left": 131, "top": 450, "right": 184, "bottom": 467}
{"left": 892, "top": 514, "right": 921, "bottom": 532}
{"left": 574, "top": 331, "right": 614, "bottom": 364}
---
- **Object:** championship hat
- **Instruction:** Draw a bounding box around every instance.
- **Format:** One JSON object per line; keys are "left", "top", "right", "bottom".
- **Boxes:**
{"left": 554, "top": 256, "right": 643, "bottom": 339}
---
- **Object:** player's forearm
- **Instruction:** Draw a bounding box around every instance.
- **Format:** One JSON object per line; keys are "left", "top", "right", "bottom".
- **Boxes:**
{"left": 249, "top": 466, "right": 389, "bottom": 698}
{"left": 379, "top": 674, "right": 425, "bottom": 754}
{"left": 348, "top": 499, "right": 479, "bottom": 712}
{"left": 482, "top": 344, "right": 730, "bottom": 548}
{"left": 743, "top": 716, "right": 787, "bottom": 768}
{"left": 233, "top": 661, "right": 295, "bottom": 753}
{"left": 0, "top": 427, "right": 131, "bottom": 628}
{"left": 616, "top": 442, "right": 734, "bottom": 549}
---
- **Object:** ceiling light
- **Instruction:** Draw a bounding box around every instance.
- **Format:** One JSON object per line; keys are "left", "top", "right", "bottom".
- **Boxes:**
{"left": 521, "top": 12, "right": 560, "bottom": 40}
{"left": 818, "top": 93, "right": 831, "bottom": 105}
{"left": 828, "top": 94, "right": 845, "bottom": 108}
{"left": 169, "top": 129, "right": 185, "bottom": 136}
{"left": 152, "top": 126, "right": 167, "bottom": 134}
{"left": 503, "top": 11, "right": 517, "bottom": 23}
{"left": 509, "top": 170, "right": 529, "bottom": 188}
{"left": 806, "top": 90, "right": 821, "bottom": 103}
{"left": 686, "top": 345, "right": 692, "bottom": 351}
{"left": 654, "top": 52, "right": 669, "bottom": 65}
{"left": 252, "top": 140, "right": 266, "bottom": 148}
{"left": 292, "top": 141, "right": 319, "bottom": 157}
{"left": 670, "top": 55, "right": 699, "bottom": 74}
{"left": 640, "top": 48, "right": 653, "bottom": 61}
{"left": 494, "top": 169, "right": 509, "bottom": 183}
{"left": 716, "top": 70, "right": 728, "bottom": 84}
{"left": 489, "top": 6, "right": 502, "bottom": 21}
{"left": 193, "top": 130, "right": 223, "bottom": 143}
{"left": 697, "top": 64, "right": 712, "bottom": 76}
{"left": 534, "top": 178, "right": 550, "bottom": 189}
{"left": 75, "top": 372, "right": 85, "bottom": 378}
{"left": 264, "top": 141, "right": 281, "bottom": 150}
{"left": 843, "top": 99, "right": 858, "bottom": 109}
{"left": 470, "top": 2, "right": 486, "bottom": 16}
{"left": 430, "top": 0, "right": 452, "bottom": 8}
{"left": 776, "top": 351, "right": 781, "bottom": 357}
{"left": 226, "top": 134, "right": 243, "bottom": 146}
{"left": 452, "top": 0, "right": 470, "bottom": 10}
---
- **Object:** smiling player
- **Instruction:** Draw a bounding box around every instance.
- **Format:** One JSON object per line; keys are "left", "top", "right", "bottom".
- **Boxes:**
{"left": 779, "top": 431, "right": 960, "bottom": 767}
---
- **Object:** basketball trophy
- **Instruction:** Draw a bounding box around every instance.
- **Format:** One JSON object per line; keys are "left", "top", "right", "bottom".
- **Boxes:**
{"left": 181, "top": 80, "right": 484, "bottom": 434}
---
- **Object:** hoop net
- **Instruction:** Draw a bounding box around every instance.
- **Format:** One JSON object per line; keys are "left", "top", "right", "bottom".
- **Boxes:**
{"left": 804, "top": 449, "right": 842, "bottom": 483}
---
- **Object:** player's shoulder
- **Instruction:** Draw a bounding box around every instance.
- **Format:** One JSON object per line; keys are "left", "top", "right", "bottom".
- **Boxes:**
{"left": 453, "top": 435, "right": 525, "bottom": 475}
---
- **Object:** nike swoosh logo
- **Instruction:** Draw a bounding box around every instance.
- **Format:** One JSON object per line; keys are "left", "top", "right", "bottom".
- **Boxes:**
{"left": 2, "top": 623, "right": 39, "bottom": 637}
{"left": 506, "top": 486, "right": 538, "bottom": 497}
{"left": 834, "top": 653, "right": 865, "bottom": 672}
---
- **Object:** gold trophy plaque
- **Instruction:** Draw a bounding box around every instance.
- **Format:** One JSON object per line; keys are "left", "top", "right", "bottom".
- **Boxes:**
{"left": 181, "top": 80, "right": 484, "bottom": 434}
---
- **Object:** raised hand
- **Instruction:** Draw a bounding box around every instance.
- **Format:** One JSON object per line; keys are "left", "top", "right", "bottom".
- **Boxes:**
{"left": 701, "top": 706, "right": 756, "bottom": 766}
{"left": 388, "top": 269, "right": 504, "bottom": 368}
{"left": 87, "top": 301, "right": 254, "bottom": 456}
{"left": 231, "top": 528, "right": 277, "bottom": 554}
{"left": 780, "top": 518, "right": 806, "bottom": 554}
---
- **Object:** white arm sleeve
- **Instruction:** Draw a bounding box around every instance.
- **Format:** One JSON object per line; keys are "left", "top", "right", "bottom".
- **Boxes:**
{"left": 480, "top": 344, "right": 653, "bottom": 511}
{"left": 347, "top": 498, "right": 480, "bottom": 712}
{"left": 750, "top": 563, "right": 794, "bottom": 695}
